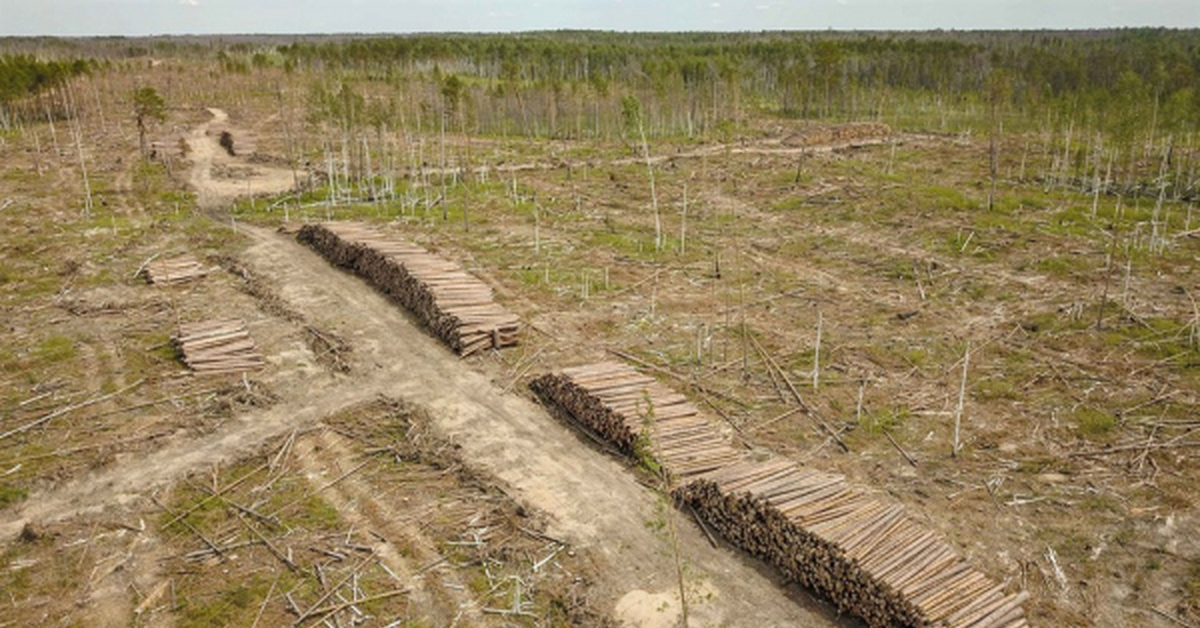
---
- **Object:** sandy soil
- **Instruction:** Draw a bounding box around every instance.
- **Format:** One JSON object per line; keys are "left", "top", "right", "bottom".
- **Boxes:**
{"left": 187, "top": 108, "right": 296, "bottom": 210}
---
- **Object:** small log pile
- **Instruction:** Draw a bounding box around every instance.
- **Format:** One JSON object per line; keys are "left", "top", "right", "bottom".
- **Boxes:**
{"left": 678, "top": 460, "right": 1029, "bottom": 628}
{"left": 298, "top": 222, "right": 520, "bottom": 356}
{"left": 173, "top": 319, "right": 265, "bottom": 375}
{"left": 144, "top": 255, "right": 209, "bottom": 286}
{"left": 529, "top": 361, "right": 742, "bottom": 483}
{"left": 532, "top": 360, "right": 1029, "bottom": 628}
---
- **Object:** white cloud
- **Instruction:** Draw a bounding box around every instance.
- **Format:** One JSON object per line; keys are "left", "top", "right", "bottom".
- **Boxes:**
{"left": 180, "top": 0, "right": 200, "bottom": 6}
{"left": 711, "top": 1, "right": 720, "bottom": 6}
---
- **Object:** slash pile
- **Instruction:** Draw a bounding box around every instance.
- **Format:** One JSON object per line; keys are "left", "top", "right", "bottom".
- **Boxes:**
{"left": 529, "top": 361, "right": 742, "bottom": 482}
{"left": 173, "top": 319, "right": 265, "bottom": 375}
{"left": 143, "top": 255, "right": 209, "bottom": 285}
{"left": 533, "top": 361, "right": 1029, "bottom": 628}
{"left": 298, "top": 222, "right": 520, "bottom": 356}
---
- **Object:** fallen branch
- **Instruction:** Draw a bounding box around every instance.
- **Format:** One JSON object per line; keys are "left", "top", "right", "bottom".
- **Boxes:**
{"left": 1068, "top": 441, "right": 1200, "bottom": 457}
{"left": 883, "top": 429, "right": 918, "bottom": 467}
{"left": 163, "top": 461, "right": 270, "bottom": 529}
{"left": 293, "top": 551, "right": 377, "bottom": 625}
{"left": 237, "top": 513, "right": 300, "bottom": 573}
{"left": 749, "top": 335, "right": 847, "bottom": 452}
{"left": 0, "top": 379, "right": 144, "bottom": 442}
{"left": 303, "top": 589, "right": 411, "bottom": 621}
{"left": 132, "top": 252, "right": 163, "bottom": 280}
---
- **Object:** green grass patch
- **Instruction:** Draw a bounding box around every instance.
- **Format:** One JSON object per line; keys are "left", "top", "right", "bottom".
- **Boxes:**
{"left": 862, "top": 406, "right": 909, "bottom": 436}
{"left": 33, "top": 335, "right": 76, "bottom": 364}
{"left": 1033, "top": 254, "right": 1086, "bottom": 278}
{"left": 973, "top": 377, "right": 1018, "bottom": 401}
{"left": 1073, "top": 406, "right": 1116, "bottom": 438}
{"left": 175, "top": 574, "right": 276, "bottom": 628}
{"left": 0, "top": 483, "right": 29, "bottom": 508}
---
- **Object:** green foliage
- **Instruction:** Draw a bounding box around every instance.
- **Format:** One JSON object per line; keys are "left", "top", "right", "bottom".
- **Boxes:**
{"left": 176, "top": 576, "right": 273, "bottom": 628}
{"left": 632, "top": 391, "right": 663, "bottom": 477}
{"left": 863, "top": 406, "right": 908, "bottom": 436}
{"left": 973, "top": 377, "right": 1017, "bottom": 401}
{"left": 440, "top": 73, "right": 464, "bottom": 117}
{"left": 133, "top": 86, "right": 166, "bottom": 123}
{"left": 1073, "top": 406, "right": 1116, "bottom": 438}
{"left": 133, "top": 86, "right": 166, "bottom": 156}
{"left": 33, "top": 335, "right": 76, "bottom": 364}
{"left": 1185, "top": 565, "right": 1200, "bottom": 612}
{"left": 0, "top": 55, "right": 90, "bottom": 106}
{"left": 0, "top": 482, "right": 28, "bottom": 508}
{"left": 274, "top": 30, "right": 1200, "bottom": 139}
{"left": 620, "top": 94, "right": 643, "bottom": 139}
{"left": 296, "top": 495, "right": 341, "bottom": 529}
{"left": 307, "top": 80, "right": 364, "bottom": 129}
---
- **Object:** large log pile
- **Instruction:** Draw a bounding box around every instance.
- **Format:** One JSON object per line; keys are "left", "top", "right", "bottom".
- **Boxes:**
{"left": 678, "top": 460, "right": 1029, "bottom": 628}
{"left": 533, "top": 361, "right": 1029, "bottom": 628}
{"left": 297, "top": 222, "right": 520, "bottom": 356}
{"left": 143, "top": 255, "right": 209, "bottom": 286}
{"left": 529, "top": 361, "right": 742, "bottom": 482}
{"left": 173, "top": 319, "right": 265, "bottom": 375}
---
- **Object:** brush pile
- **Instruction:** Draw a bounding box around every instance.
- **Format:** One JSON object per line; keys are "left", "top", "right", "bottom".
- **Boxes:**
{"left": 530, "top": 361, "right": 742, "bottom": 483}
{"left": 533, "top": 360, "right": 1029, "bottom": 628}
{"left": 173, "top": 319, "right": 265, "bottom": 375}
{"left": 298, "top": 222, "right": 520, "bottom": 356}
{"left": 783, "top": 122, "right": 892, "bottom": 147}
{"left": 143, "top": 255, "right": 209, "bottom": 286}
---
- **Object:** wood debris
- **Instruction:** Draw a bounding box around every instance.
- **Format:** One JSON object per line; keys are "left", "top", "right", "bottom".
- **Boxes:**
{"left": 172, "top": 319, "right": 265, "bottom": 375}
{"left": 298, "top": 222, "right": 520, "bottom": 356}
{"left": 532, "top": 360, "right": 1029, "bottom": 628}
{"left": 782, "top": 122, "right": 893, "bottom": 147}
{"left": 143, "top": 255, "right": 210, "bottom": 286}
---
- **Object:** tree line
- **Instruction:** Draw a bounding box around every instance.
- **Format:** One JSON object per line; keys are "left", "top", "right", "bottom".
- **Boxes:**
{"left": 275, "top": 30, "right": 1200, "bottom": 131}
{"left": 0, "top": 55, "right": 91, "bottom": 106}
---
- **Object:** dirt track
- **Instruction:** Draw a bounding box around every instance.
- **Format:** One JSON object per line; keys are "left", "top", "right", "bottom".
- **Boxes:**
{"left": 187, "top": 107, "right": 295, "bottom": 209}
{"left": 0, "top": 107, "right": 853, "bottom": 626}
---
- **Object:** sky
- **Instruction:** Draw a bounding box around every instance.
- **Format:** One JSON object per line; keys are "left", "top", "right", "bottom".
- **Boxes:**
{"left": 1, "top": 0, "right": 1198, "bottom": 36}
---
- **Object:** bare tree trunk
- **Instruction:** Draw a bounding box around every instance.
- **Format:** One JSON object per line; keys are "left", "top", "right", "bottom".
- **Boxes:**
{"left": 68, "top": 86, "right": 93, "bottom": 217}
{"left": 638, "top": 120, "right": 661, "bottom": 251}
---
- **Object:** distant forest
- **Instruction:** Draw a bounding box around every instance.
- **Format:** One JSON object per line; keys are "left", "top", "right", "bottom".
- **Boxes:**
{"left": 4, "top": 30, "right": 1198, "bottom": 131}
{"left": 2, "top": 30, "right": 1197, "bottom": 190}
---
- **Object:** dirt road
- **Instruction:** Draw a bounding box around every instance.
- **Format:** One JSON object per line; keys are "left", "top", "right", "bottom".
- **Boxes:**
{"left": 187, "top": 107, "right": 295, "bottom": 210}
{"left": 0, "top": 107, "right": 852, "bottom": 626}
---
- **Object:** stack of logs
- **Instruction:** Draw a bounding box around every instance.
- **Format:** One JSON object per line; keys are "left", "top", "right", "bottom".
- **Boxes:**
{"left": 298, "top": 222, "right": 520, "bottom": 356}
{"left": 143, "top": 255, "right": 209, "bottom": 286}
{"left": 529, "top": 361, "right": 742, "bottom": 482}
{"left": 678, "top": 461, "right": 1029, "bottom": 628}
{"left": 173, "top": 319, "right": 265, "bottom": 375}
{"left": 532, "top": 361, "right": 1029, "bottom": 628}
